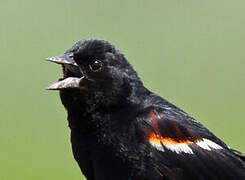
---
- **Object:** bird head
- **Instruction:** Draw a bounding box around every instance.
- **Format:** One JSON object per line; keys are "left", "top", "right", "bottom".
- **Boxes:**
{"left": 46, "top": 39, "right": 143, "bottom": 108}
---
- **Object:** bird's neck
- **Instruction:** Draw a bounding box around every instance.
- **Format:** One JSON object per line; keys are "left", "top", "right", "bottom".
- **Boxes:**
{"left": 60, "top": 78, "right": 150, "bottom": 133}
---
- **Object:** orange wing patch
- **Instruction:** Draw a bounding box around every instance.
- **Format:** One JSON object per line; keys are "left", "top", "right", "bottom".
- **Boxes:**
{"left": 149, "top": 131, "right": 192, "bottom": 146}
{"left": 147, "top": 110, "right": 223, "bottom": 154}
{"left": 148, "top": 110, "right": 194, "bottom": 154}
{"left": 149, "top": 131, "right": 194, "bottom": 154}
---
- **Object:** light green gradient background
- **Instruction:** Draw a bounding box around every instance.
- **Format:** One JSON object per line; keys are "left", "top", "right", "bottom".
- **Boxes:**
{"left": 1, "top": 1, "right": 244, "bottom": 179}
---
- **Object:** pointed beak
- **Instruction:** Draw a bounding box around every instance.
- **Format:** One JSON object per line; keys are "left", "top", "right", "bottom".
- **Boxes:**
{"left": 45, "top": 53, "right": 86, "bottom": 90}
{"left": 46, "top": 77, "right": 85, "bottom": 90}
{"left": 46, "top": 53, "right": 78, "bottom": 66}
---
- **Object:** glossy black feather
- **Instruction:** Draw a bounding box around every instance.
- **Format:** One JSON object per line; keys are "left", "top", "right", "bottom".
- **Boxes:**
{"left": 139, "top": 100, "right": 245, "bottom": 179}
{"left": 48, "top": 39, "right": 245, "bottom": 180}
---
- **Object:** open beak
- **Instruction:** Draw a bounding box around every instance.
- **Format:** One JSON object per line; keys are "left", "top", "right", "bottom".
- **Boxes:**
{"left": 46, "top": 77, "right": 84, "bottom": 90}
{"left": 45, "top": 53, "right": 78, "bottom": 66}
{"left": 46, "top": 53, "right": 84, "bottom": 90}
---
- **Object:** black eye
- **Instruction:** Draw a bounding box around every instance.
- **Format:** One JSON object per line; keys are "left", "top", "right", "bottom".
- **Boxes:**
{"left": 89, "top": 60, "right": 103, "bottom": 72}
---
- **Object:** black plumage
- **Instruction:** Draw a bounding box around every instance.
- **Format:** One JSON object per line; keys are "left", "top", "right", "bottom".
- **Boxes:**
{"left": 46, "top": 39, "right": 245, "bottom": 180}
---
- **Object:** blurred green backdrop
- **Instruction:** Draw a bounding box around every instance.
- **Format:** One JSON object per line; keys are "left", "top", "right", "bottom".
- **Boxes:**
{"left": 1, "top": 0, "right": 245, "bottom": 179}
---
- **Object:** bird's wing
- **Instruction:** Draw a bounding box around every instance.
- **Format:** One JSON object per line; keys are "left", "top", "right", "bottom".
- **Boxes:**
{"left": 139, "top": 107, "right": 245, "bottom": 180}
{"left": 231, "top": 149, "right": 245, "bottom": 161}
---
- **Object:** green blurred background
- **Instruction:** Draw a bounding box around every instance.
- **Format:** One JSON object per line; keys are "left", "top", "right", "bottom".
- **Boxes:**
{"left": 1, "top": 0, "right": 244, "bottom": 179}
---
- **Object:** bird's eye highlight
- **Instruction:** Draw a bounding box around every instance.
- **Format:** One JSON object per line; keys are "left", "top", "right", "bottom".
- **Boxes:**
{"left": 89, "top": 60, "right": 103, "bottom": 72}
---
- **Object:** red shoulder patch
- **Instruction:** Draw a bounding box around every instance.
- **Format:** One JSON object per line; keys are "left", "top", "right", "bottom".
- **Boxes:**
{"left": 147, "top": 110, "right": 223, "bottom": 154}
{"left": 149, "top": 110, "right": 161, "bottom": 131}
{"left": 148, "top": 110, "right": 200, "bottom": 142}
{"left": 149, "top": 110, "right": 192, "bottom": 145}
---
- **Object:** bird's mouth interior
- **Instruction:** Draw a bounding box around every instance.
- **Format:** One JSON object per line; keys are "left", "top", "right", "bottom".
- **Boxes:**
{"left": 45, "top": 53, "right": 85, "bottom": 90}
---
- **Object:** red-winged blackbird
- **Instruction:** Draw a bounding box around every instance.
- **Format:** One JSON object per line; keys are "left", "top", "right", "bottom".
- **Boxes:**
{"left": 46, "top": 39, "right": 245, "bottom": 180}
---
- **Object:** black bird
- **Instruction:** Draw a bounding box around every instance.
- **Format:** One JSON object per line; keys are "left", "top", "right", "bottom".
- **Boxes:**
{"left": 46, "top": 39, "right": 245, "bottom": 180}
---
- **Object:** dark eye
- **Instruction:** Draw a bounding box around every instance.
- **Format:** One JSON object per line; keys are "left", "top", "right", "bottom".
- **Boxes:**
{"left": 89, "top": 60, "right": 103, "bottom": 72}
